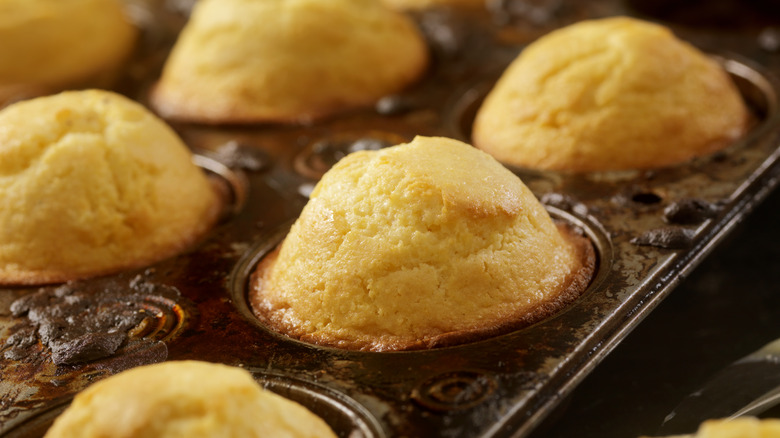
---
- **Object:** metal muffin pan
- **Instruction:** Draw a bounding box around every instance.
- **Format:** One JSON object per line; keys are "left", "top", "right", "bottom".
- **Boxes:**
{"left": 2, "top": 0, "right": 780, "bottom": 437}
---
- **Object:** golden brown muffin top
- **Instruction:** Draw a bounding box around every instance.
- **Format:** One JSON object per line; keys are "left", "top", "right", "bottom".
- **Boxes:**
{"left": 151, "top": 0, "right": 428, "bottom": 124}
{"left": 251, "top": 136, "right": 594, "bottom": 351}
{"left": 645, "top": 417, "right": 780, "bottom": 438}
{"left": 0, "top": 0, "right": 137, "bottom": 106}
{"left": 0, "top": 90, "right": 219, "bottom": 285}
{"left": 473, "top": 16, "right": 748, "bottom": 172}
{"left": 45, "top": 361, "right": 338, "bottom": 438}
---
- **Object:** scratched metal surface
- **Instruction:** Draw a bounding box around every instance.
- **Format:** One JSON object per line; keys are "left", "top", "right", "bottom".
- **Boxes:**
{"left": 1, "top": 1, "right": 780, "bottom": 437}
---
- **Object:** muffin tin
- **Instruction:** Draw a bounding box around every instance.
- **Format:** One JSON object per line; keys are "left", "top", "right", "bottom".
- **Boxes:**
{"left": 2, "top": 0, "right": 780, "bottom": 437}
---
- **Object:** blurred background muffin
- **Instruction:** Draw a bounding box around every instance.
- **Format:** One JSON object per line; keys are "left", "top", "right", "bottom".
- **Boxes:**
{"left": 150, "top": 0, "right": 429, "bottom": 124}
{"left": 251, "top": 136, "right": 594, "bottom": 351}
{"left": 472, "top": 16, "right": 749, "bottom": 172}
{"left": 44, "top": 361, "right": 338, "bottom": 438}
{"left": 0, "top": 0, "right": 137, "bottom": 107}
{"left": 0, "top": 89, "right": 220, "bottom": 285}
{"left": 647, "top": 417, "right": 780, "bottom": 438}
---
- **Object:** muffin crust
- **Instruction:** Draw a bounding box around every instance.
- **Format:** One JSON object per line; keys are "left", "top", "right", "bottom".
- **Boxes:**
{"left": 0, "top": 0, "right": 137, "bottom": 106}
{"left": 151, "top": 0, "right": 428, "bottom": 124}
{"left": 473, "top": 17, "right": 749, "bottom": 172}
{"left": 0, "top": 90, "right": 220, "bottom": 285}
{"left": 251, "top": 136, "right": 595, "bottom": 351}
{"left": 45, "top": 361, "right": 338, "bottom": 438}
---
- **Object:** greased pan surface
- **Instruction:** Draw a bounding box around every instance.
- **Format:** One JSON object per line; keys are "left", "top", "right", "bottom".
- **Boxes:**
{"left": 2, "top": 1, "right": 780, "bottom": 437}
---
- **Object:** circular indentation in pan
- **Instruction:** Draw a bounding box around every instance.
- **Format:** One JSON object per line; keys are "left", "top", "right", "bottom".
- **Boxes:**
{"left": 228, "top": 207, "right": 610, "bottom": 352}
{"left": 123, "top": 293, "right": 189, "bottom": 343}
{"left": 293, "top": 131, "right": 407, "bottom": 180}
{"left": 4, "top": 278, "right": 191, "bottom": 367}
{"left": 445, "top": 55, "right": 778, "bottom": 154}
{"left": 411, "top": 370, "right": 498, "bottom": 412}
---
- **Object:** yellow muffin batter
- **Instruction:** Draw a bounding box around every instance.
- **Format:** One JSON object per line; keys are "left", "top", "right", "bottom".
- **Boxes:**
{"left": 691, "top": 418, "right": 780, "bottom": 438}
{"left": 251, "top": 136, "right": 594, "bottom": 351}
{"left": 648, "top": 417, "right": 780, "bottom": 438}
{"left": 151, "top": 0, "right": 428, "bottom": 124}
{"left": 0, "top": 0, "right": 137, "bottom": 106}
{"left": 45, "top": 361, "right": 338, "bottom": 438}
{"left": 0, "top": 90, "right": 219, "bottom": 285}
{"left": 472, "top": 16, "right": 749, "bottom": 172}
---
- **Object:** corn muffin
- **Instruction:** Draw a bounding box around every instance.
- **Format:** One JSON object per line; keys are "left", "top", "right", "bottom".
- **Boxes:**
{"left": 250, "top": 136, "right": 594, "bottom": 351}
{"left": 0, "top": 0, "right": 137, "bottom": 106}
{"left": 0, "top": 90, "right": 220, "bottom": 285}
{"left": 647, "top": 417, "right": 780, "bottom": 438}
{"left": 472, "top": 16, "right": 749, "bottom": 172}
{"left": 692, "top": 418, "right": 780, "bottom": 438}
{"left": 150, "top": 0, "right": 429, "bottom": 124}
{"left": 44, "top": 361, "right": 338, "bottom": 438}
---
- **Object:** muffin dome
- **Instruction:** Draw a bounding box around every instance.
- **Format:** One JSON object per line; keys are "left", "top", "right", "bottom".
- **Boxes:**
{"left": 150, "top": 0, "right": 429, "bottom": 124}
{"left": 0, "top": 90, "right": 219, "bottom": 285}
{"left": 651, "top": 417, "right": 780, "bottom": 438}
{"left": 472, "top": 16, "right": 749, "bottom": 172}
{"left": 44, "top": 361, "right": 338, "bottom": 438}
{"left": 250, "top": 136, "right": 594, "bottom": 351}
{"left": 0, "top": 0, "right": 137, "bottom": 106}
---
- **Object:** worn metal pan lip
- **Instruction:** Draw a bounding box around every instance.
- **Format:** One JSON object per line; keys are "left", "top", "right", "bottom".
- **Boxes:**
{"left": 252, "top": 372, "right": 387, "bottom": 438}
{"left": 193, "top": 153, "right": 249, "bottom": 217}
